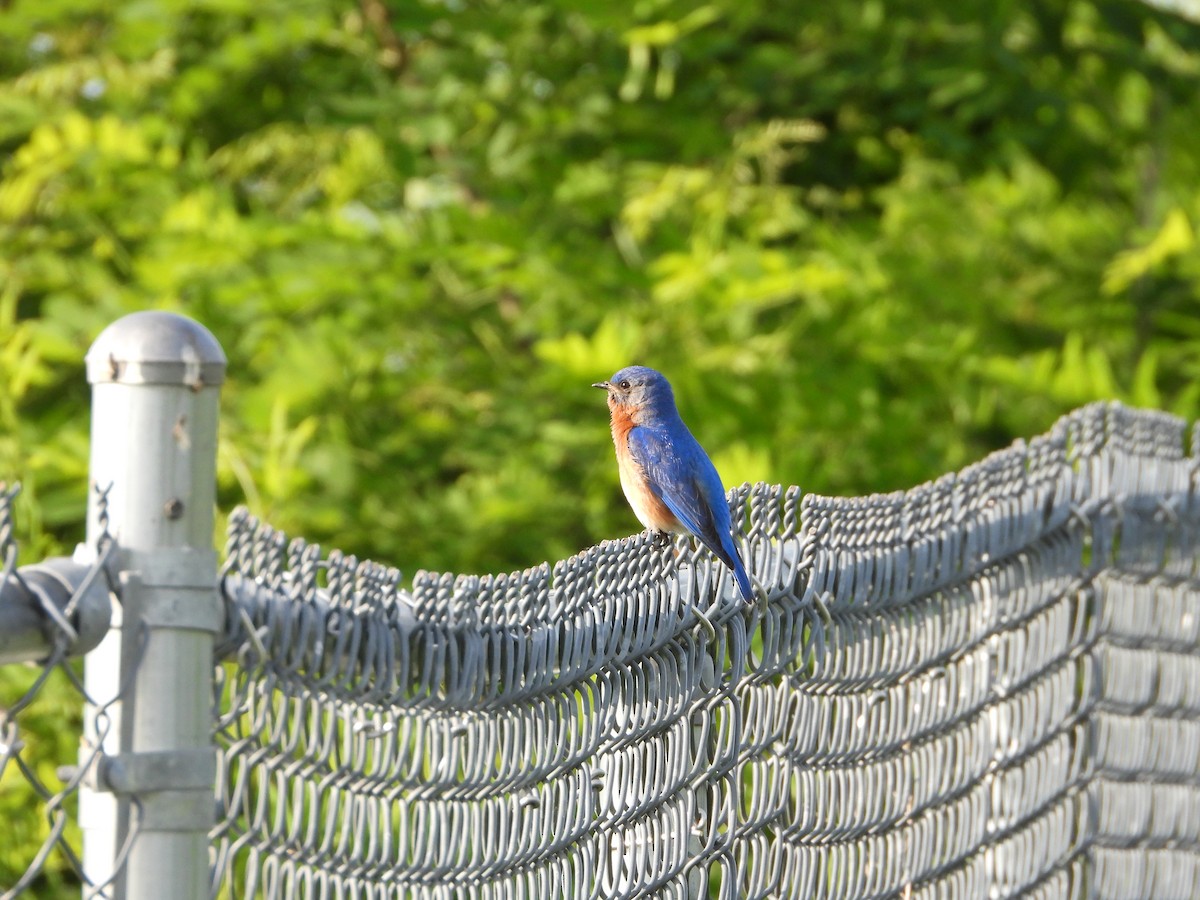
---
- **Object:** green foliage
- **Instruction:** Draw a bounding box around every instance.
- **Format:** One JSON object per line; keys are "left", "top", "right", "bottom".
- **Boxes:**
{"left": 1, "top": 0, "right": 1199, "bottom": 892}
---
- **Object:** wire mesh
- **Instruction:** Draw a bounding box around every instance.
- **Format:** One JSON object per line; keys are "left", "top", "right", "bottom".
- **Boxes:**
{"left": 212, "top": 402, "right": 1200, "bottom": 899}
{"left": 0, "top": 483, "right": 126, "bottom": 900}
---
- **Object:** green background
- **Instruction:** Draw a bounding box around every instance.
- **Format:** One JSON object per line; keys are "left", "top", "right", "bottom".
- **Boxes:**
{"left": 2, "top": 0, "right": 1199, "bottom": 894}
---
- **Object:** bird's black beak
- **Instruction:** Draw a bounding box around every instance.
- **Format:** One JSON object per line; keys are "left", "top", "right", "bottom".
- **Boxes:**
{"left": 592, "top": 381, "right": 611, "bottom": 391}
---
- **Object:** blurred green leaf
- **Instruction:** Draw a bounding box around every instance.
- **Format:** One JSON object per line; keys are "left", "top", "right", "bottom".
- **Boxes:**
{"left": 1103, "top": 207, "right": 1195, "bottom": 294}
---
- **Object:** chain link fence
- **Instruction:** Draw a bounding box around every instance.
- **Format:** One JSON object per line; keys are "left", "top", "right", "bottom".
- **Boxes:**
{"left": 210, "top": 402, "right": 1200, "bottom": 899}
{"left": 2, "top": 311, "right": 1200, "bottom": 899}
{"left": 0, "top": 483, "right": 118, "bottom": 900}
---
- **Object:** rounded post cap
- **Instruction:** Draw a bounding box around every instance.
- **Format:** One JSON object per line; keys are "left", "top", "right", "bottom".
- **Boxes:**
{"left": 86, "top": 311, "right": 226, "bottom": 387}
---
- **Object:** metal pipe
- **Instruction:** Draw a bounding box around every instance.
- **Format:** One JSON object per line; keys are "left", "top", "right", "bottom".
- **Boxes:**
{"left": 78, "top": 311, "right": 225, "bottom": 900}
{"left": 0, "top": 557, "right": 111, "bottom": 666}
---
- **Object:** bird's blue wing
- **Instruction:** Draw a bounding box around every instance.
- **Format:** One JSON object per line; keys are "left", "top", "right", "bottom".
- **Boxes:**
{"left": 627, "top": 425, "right": 728, "bottom": 541}
{"left": 628, "top": 425, "right": 748, "bottom": 570}
{"left": 627, "top": 425, "right": 754, "bottom": 602}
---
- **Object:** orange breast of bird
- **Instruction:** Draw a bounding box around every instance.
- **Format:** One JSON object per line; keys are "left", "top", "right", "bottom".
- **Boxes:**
{"left": 611, "top": 405, "right": 681, "bottom": 534}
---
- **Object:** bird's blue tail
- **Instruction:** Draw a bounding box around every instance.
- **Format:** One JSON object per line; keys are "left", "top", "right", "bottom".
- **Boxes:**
{"left": 732, "top": 556, "right": 754, "bottom": 604}
{"left": 718, "top": 534, "right": 754, "bottom": 603}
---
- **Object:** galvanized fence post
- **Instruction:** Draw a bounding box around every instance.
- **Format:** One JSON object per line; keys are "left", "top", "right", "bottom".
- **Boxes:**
{"left": 78, "top": 311, "right": 225, "bottom": 900}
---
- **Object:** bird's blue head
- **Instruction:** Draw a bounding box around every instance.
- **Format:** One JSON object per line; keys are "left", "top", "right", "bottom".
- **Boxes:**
{"left": 592, "top": 365, "right": 677, "bottom": 421}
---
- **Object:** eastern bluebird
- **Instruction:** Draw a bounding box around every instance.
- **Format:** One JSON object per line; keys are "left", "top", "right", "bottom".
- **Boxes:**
{"left": 593, "top": 365, "right": 755, "bottom": 604}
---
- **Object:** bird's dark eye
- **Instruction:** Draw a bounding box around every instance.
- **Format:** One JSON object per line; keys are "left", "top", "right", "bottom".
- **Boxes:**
{"left": 618, "top": 380, "right": 631, "bottom": 391}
